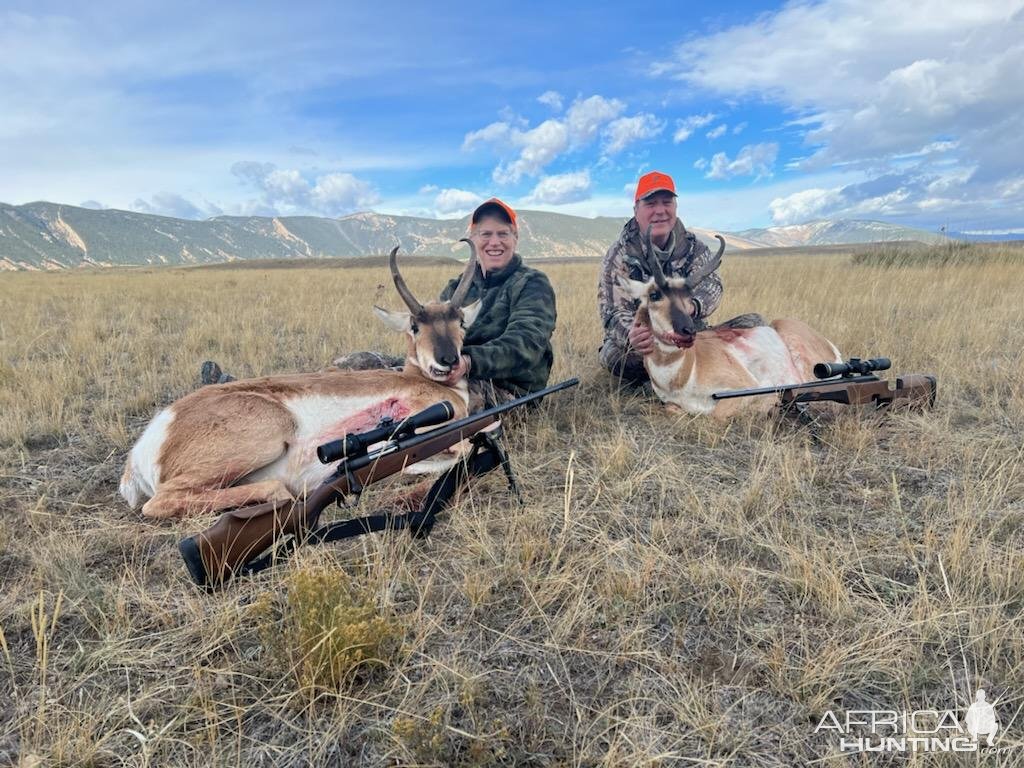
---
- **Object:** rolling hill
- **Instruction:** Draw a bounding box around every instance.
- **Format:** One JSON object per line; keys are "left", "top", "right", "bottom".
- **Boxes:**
{"left": 0, "top": 201, "right": 946, "bottom": 271}
{"left": 0, "top": 203, "right": 758, "bottom": 271}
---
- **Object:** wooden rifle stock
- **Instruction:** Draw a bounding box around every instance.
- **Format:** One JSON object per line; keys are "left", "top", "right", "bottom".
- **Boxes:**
{"left": 179, "top": 377, "right": 579, "bottom": 589}
{"left": 780, "top": 373, "right": 937, "bottom": 410}
{"left": 712, "top": 356, "right": 937, "bottom": 415}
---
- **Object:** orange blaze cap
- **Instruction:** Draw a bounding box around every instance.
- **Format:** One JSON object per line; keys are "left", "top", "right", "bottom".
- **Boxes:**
{"left": 471, "top": 197, "right": 517, "bottom": 229}
{"left": 634, "top": 171, "right": 677, "bottom": 202}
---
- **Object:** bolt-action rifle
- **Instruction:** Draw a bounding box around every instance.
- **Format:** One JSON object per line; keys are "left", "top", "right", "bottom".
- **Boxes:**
{"left": 179, "top": 378, "right": 579, "bottom": 590}
{"left": 711, "top": 357, "right": 936, "bottom": 418}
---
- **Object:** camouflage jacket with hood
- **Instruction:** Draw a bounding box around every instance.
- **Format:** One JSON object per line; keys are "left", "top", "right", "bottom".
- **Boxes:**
{"left": 598, "top": 217, "right": 723, "bottom": 378}
{"left": 440, "top": 254, "right": 556, "bottom": 395}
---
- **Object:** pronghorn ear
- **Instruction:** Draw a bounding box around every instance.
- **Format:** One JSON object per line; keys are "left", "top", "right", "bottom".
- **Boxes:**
{"left": 374, "top": 306, "right": 412, "bottom": 333}
{"left": 616, "top": 275, "right": 649, "bottom": 300}
{"left": 460, "top": 299, "right": 482, "bottom": 329}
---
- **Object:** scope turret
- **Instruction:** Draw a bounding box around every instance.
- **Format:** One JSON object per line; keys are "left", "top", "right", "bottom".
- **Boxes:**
{"left": 813, "top": 357, "right": 891, "bottom": 379}
{"left": 316, "top": 401, "right": 456, "bottom": 464}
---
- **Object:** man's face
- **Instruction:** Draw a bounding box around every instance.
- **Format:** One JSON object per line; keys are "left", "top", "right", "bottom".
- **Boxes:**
{"left": 634, "top": 192, "right": 678, "bottom": 244}
{"left": 471, "top": 215, "right": 517, "bottom": 273}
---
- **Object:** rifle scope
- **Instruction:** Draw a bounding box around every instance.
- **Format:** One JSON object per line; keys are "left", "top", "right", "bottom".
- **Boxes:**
{"left": 316, "top": 401, "right": 456, "bottom": 464}
{"left": 813, "top": 357, "right": 891, "bottom": 379}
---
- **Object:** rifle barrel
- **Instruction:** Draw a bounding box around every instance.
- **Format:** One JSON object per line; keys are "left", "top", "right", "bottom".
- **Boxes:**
{"left": 711, "top": 374, "right": 878, "bottom": 400}
{"left": 339, "top": 377, "right": 579, "bottom": 473}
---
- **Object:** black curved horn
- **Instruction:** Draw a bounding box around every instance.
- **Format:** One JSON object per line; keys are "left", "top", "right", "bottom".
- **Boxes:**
{"left": 642, "top": 224, "right": 669, "bottom": 287}
{"left": 388, "top": 244, "right": 423, "bottom": 315}
{"left": 450, "top": 238, "right": 479, "bottom": 307}
{"left": 687, "top": 235, "right": 725, "bottom": 287}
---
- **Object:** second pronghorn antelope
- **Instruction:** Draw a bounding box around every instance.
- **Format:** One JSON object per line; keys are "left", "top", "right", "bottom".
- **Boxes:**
{"left": 120, "top": 240, "right": 483, "bottom": 519}
{"left": 620, "top": 228, "right": 841, "bottom": 417}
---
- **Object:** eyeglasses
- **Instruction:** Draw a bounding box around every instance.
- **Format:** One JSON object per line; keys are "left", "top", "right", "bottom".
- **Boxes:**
{"left": 474, "top": 229, "right": 514, "bottom": 242}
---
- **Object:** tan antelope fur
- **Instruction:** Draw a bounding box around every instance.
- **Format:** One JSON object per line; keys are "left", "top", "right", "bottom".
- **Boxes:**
{"left": 120, "top": 241, "right": 483, "bottom": 519}
{"left": 620, "top": 228, "right": 841, "bottom": 417}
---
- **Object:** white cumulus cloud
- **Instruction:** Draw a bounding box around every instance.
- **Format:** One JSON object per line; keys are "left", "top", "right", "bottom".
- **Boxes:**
{"left": 310, "top": 173, "right": 379, "bottom": 215}
{"left": 706, "top": 124, "right": 728, "bottom": 140}
{"left": 523, "top": 170, "right": 592, "bottom": 205}
{"left": 673, "top": 113, "right": 717, "bottom": 142}
{"left": 264, "top": 169, "right": 309, "bottom": 200}
{"left": 434, "top": 188, "right": 481, "bottom": 215}
{"left": 462, "top": 121, "right": 515, "bottom": 151}
{"left": 706, "top": 143, "right": 779, "bottom": 180}
{"left": 769, "top": 187, "right": 845, "bottom": 224}
{"left": 565, "top": 95, "right": 625, "bottom": 145}
{"left": 230, "top": 161, "right": 378, "bottom": 216}
{"left": 464, "top": 94, "right": 634, "bottom": 184}
{"left": 767, "top": 172, "right": 979, "bottom": 224}
{"left": 602, "top": 114, "right": 665, "bottom": 155}
{"left": 658, "top": 0, "right": 1024, "bottom": 228}
{"left": 494, "top": 119, "right": 570, "bottom": 184}
{"left": 537, "top": 90, "right": 563, "bottom": 110}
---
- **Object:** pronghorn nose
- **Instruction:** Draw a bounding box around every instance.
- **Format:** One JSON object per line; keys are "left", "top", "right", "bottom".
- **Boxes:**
{"left": 438, "top": 353, "right": 458, "bottom": 368}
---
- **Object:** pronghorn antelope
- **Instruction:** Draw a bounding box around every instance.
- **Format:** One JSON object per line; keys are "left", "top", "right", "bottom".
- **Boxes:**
{"left": 120, "top": 241, "right": 483, "bottom": 519}
{"left": 620, "top": 228, "right": 842, "bottom": 417}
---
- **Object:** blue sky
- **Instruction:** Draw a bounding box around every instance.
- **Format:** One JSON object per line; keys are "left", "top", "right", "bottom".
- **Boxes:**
{"left": 3, "top": 0, "right": 1023, "bottom": 233}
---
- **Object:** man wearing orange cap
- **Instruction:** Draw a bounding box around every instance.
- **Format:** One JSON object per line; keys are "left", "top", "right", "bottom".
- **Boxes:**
{"left": 201, "top": 198, "right": 556, "bottom": 410}
{"left": 598, "top": 171, "right": 762, "bottom": 384}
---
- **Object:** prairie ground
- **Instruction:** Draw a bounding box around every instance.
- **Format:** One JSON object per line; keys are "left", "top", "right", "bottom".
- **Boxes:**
{"left": 1, "top": 244, "right": 1023, "bottom": 766}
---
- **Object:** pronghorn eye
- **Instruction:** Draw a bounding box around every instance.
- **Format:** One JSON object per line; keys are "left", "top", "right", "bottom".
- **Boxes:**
{"left": 410, "top": 321, "right": 419, "bottom": 333}
{"left": 649, "top": 290, "right": 663, "bottom": 301}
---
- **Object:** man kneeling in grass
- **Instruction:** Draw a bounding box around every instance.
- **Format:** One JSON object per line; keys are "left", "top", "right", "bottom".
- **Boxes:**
{"left": 598, "top": 170, "right": 764, "bottom": 388}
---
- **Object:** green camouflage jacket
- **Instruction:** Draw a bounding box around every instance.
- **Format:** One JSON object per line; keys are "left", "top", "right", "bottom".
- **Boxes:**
{"left": 440, "top": 254, "right": 556, "bottom": 394}
{"left": 598, "top": 217, "right": 723, "bottom": 378}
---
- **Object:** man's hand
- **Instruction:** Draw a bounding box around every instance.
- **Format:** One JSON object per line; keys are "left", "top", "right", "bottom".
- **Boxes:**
{"left": 628, "top": 318, "right": 655, "bottom": 356}
{"left": 443, "top": 354, "right": 471, "bottom": 386}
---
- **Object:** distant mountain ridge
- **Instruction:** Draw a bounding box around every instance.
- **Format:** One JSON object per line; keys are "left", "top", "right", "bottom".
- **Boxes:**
{"left": 735, "top": 219, "right": 947, "bottom": 247}
{"left": 0, "top": 201, "right": 946, "bottom": 271}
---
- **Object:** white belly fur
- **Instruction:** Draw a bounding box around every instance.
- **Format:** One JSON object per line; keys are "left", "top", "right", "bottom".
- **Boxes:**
{"left": 650, "top": 327, "right": 803, "bottom": 413}
{"left": 243, "top": 392, "right": 459, "bottom": 495}
{"left": 727, "top": 327, "right": 803, "bottom": 385}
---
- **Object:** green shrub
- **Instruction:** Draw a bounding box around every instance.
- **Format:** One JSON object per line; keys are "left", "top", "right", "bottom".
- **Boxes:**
{"left": 253, "top": 566, "right": 403, "bottom": 691}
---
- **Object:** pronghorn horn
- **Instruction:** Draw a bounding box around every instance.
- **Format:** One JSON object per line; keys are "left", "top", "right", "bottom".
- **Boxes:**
{"left": 642, "top": 224, "right": 669, "bottom": 288}
{"left": 686, "top": 235, "right": 726, "bottom": 288}
{"left": 451, "top": 238, "right": 479, "bottom": 307}
{"left": 388, "top": 244, "right": 423, "bottom": 315}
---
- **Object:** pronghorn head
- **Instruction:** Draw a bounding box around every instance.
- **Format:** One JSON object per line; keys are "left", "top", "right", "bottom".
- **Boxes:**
{"left": 373, "top": 239, "right": 482, "bottom": 381}
{"left": 619, "top": 226, "right": 725, "bottom": 350}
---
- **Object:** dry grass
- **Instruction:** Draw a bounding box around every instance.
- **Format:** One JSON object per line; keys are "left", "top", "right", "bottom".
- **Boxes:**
{"left": 1, "top": 243, "right": 1023, "bottom": 766}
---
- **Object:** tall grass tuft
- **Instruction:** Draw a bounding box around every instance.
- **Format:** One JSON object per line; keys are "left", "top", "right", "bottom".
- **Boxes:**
{"left": 851, "top": 239, "right": 1024, "bottom": 267}
{"left": 252, "top": 566, "right": 404, "bottom": 693}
